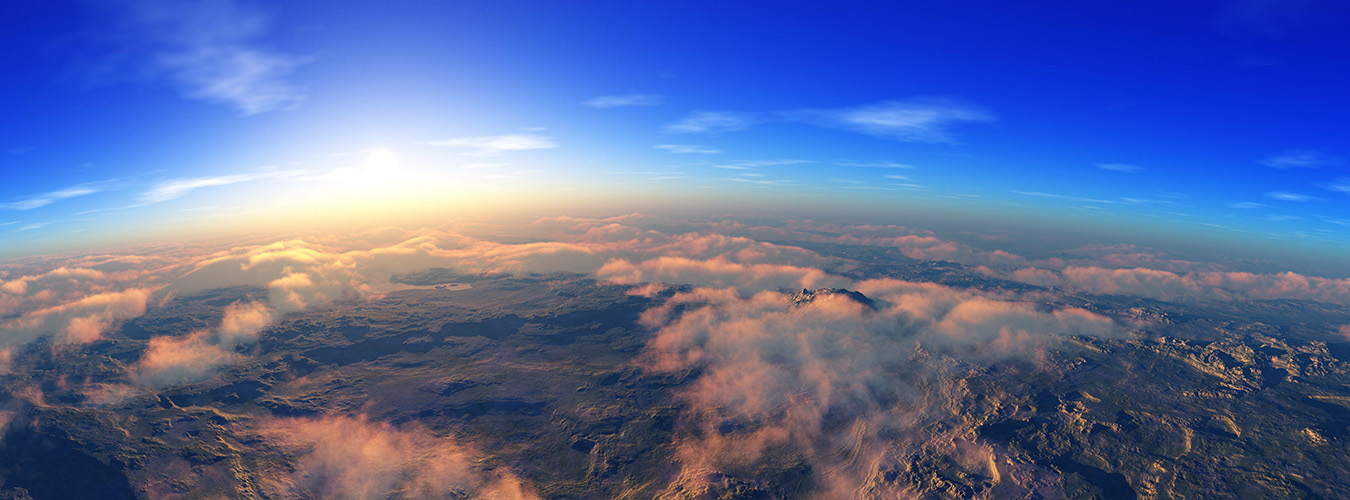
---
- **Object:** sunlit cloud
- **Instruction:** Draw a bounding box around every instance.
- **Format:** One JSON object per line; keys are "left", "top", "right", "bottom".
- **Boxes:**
{"left": 582, "top": 93, "right": 664, "bottom": 108}
{"left": 787, "top": 98, "right": 995, "bottom": 143}
{"left": 140, "top": 170, "right": 301, "bottom": 203}
{"left": 1259, "top": 149, "right": 1344, "bottom": 169}
{"left": 655, "top": 144, "right": 721, "bottom": 154}
{"left": 257, "top": 415, "right": 540, "bottom": 499}
{"left": 664, "top": 111, "right": 757, "bottom": 134}
{"left": 427, "top": 134, "right": 559, "bottom": 156}
{"left": 1097, "top": 163, "right": 1143, "bottom": 173}
{"left": 1, "top": 183, "right": 103, "bottom": 210}
{"left": 1227, "top": 201, "right": 1265, "bottom": 209}
{"left": 81, "top": 0, "right": 305, "bottom": 115}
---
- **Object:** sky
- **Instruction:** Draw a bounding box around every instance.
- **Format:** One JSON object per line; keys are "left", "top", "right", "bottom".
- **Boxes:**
{"left": 2, "top": 0, "right": 1348, "bottom": 266}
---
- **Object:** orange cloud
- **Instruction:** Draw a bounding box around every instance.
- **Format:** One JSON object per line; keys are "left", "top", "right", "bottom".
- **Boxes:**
{"left": 599, "top": 256, "right": 846, "bottom": 295}
{"left": 257, "top": 415, "right": 540, "bottom": 500}
{"left": 1001, "top": 266, "right": 1350, "bottom": 305}
{"left": 638, "top": 279, "right": 1119, "bottom": 494}
{"left": 0, "top": 288, "right": 152, "bottom": 347}
{"left": 134, "top": 330, "right": 237, "bottom": 386}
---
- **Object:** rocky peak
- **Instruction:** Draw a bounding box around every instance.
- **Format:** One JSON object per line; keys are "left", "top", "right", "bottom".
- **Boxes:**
{"left": 786, "top": 287, "right": 877, "bottom": 310}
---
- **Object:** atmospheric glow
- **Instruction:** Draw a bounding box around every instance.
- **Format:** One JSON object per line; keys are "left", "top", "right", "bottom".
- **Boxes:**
{"left": 364, "top": 149, "right": 400, "bottom": 173}
{"left": 2, "top": 3, "right": 1349, "bottom": 497}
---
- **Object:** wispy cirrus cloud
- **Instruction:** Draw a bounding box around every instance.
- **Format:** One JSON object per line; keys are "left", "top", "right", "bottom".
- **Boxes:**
{"left": 1322, "top": 177, "right": 1350, "bottom": 193}
{"left": 663, "top": 111, "right": 758, "bottom": 134}
{"left": 1266, "top": 191, "right": 1313, "bottom": 202}
{"left": 82, "top": 0, "right": 306, "bottom": 115}
{"left": 787, "top": 98, "right": 995, "bottom": 143}
{"left": 1227, "top": 201, "right": 1265, "bottom": 209}
{"left": 655, "top": 144, "right": 721, "bottom": 154}
{"left": 663, "top": 97, "right": 993, "bottom": 143}
{"left": 835, "top": 161, "right": 916, "bottom": 169}
{"left": 1259, "top": 149, "right": 1344, "bottom": 169}
{"left": 140, "top": 170, "right": 303, "bottom": 203}
{"left": 2, "top": 184, "right": 104, "bottom": 210}
{"left": 582, "top": 93, "right": 664, "bottom": 108}
{"left": 427, "top": 134, "right": 559, "bottom": 156}
{"left": 1097, "top": 163, "right": 1143, "bottom": 173}
{"left": 1012, "top": 191, "right": 1117, "bottom": 204}
{"left": 707, "top": 159, "right": 812, "bottom": 171}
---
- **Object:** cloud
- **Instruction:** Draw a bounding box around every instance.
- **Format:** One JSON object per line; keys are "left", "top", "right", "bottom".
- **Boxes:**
{"left": 1000, "top": 266, "right": 1350, "bottom": 306}
{"left": 138, "top": 169, "right": 310, "bottom": 203}
{"left": 427, "top": 134, "right": 559, "bottom": 156}
{"left": 707, "top": 159, "right": 812, "bottom": 170}
{"left": 86, "top": 0, "right": 305, "bottom": 114}
{"left": 1259, "top": 149, "right": 1344, "bottom": 169}
{"left": 141, "top": 174, "right": 255, "bottom": 203}
{"left": 134, "top": 330, "right": 238, "bottom": 386}
{"left": 1097, "top": 163, "right": 1143, "bottom": 173}
{"left": 1013, "top": 191, "right": 1117, "bottom": 204}
{"left": 834, "top": 161, "right": 915, "bottom": 169}
{"left": 787, "top": 98, "right": 995, "bottom": 143}
{"left": 582, "top": 93, "right": 664, "bottom": 108}
{"left": 599, "top": 256, "right": 846, "bottom": 295}
{"left": 217, "top": 300, "right": 273, "bottom": 344}
{"left": 133, "top": 300, "right": 273, "bottom": 385}
{"left": 1323, "top": 177, "right": 1350, "bottom": 193}
{"left": 1, "top": 184, "right": 103, "bottom": 210}
{"left": 256, "top": 415, "right": 539, "bottom": 500}
{"left": 0, "top": 288, "right": 152, "bottom": 347}
{"left": 641, "top": 280, "right": 1118, "bottom": 496}
{"left": 655, "top": 144, "right": 721, "bottom": 154}
{"left": 1266, "top": 191, "right": 1313, "bottom": 201}
{"left": 1228, "top": 201, "right": 1265, "bottom": 209}
{"left": 664, "top": 111, "right": 758, "bottom": 134}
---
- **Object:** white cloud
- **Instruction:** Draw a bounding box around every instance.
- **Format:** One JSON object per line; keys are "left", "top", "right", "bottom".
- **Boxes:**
{"left": 427, "top": 134, "right": 559, "bottom": 156}
{"left": 1323, "top": 177, "right": 1350, "bottom": 193}
{"left": 91, "top": 0, "right": 305, "bottom": 115}
{"left": 1097, "top": 163, "right": 1143, "bottom": 173}
{"left": 663, "top": 111, "right": 757, "bottom": 134}
{"left": 835, "top": 161, "right": 915, "bottom": 169}
{"left": 141, "top": 174, "right": 255, "bottom": 203}
{"left": 1012, "top": 191, "right": 1117, "bottom": 204}
{"left": 1227, "top": 201, "right": 1265, "bottom": 209}
{"left": 139, "top": 170, "right": 302, "bottom": 203}
{"left": 1259, "top": 149, "right": 1344, "bottom": 169}
{"left": 582, "top": 93, "right": 664, "bottom": 108}
{"left": 2, "top": 184, "right": 103, "bottom": 210}
{"left": 1266, "top": 191, "right": 1312, "bottom": 202}
{"left": 708, "top": 159, "right": 812, "bottom": 170}
{"left": 789, "top": 98, "right": 994, "bottom": 143}
{"left": 655, "top": 144, "right": 721, "bottom": 154}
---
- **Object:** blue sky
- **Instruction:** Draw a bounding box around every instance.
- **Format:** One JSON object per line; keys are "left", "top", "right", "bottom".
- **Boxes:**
{"left": 1, "top": 0, "right": 1348, "bottom": 259}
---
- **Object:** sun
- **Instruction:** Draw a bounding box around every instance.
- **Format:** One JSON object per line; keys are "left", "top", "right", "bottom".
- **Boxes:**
{"left": 364, "top": 149, "right": 400, "bottom": 172}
